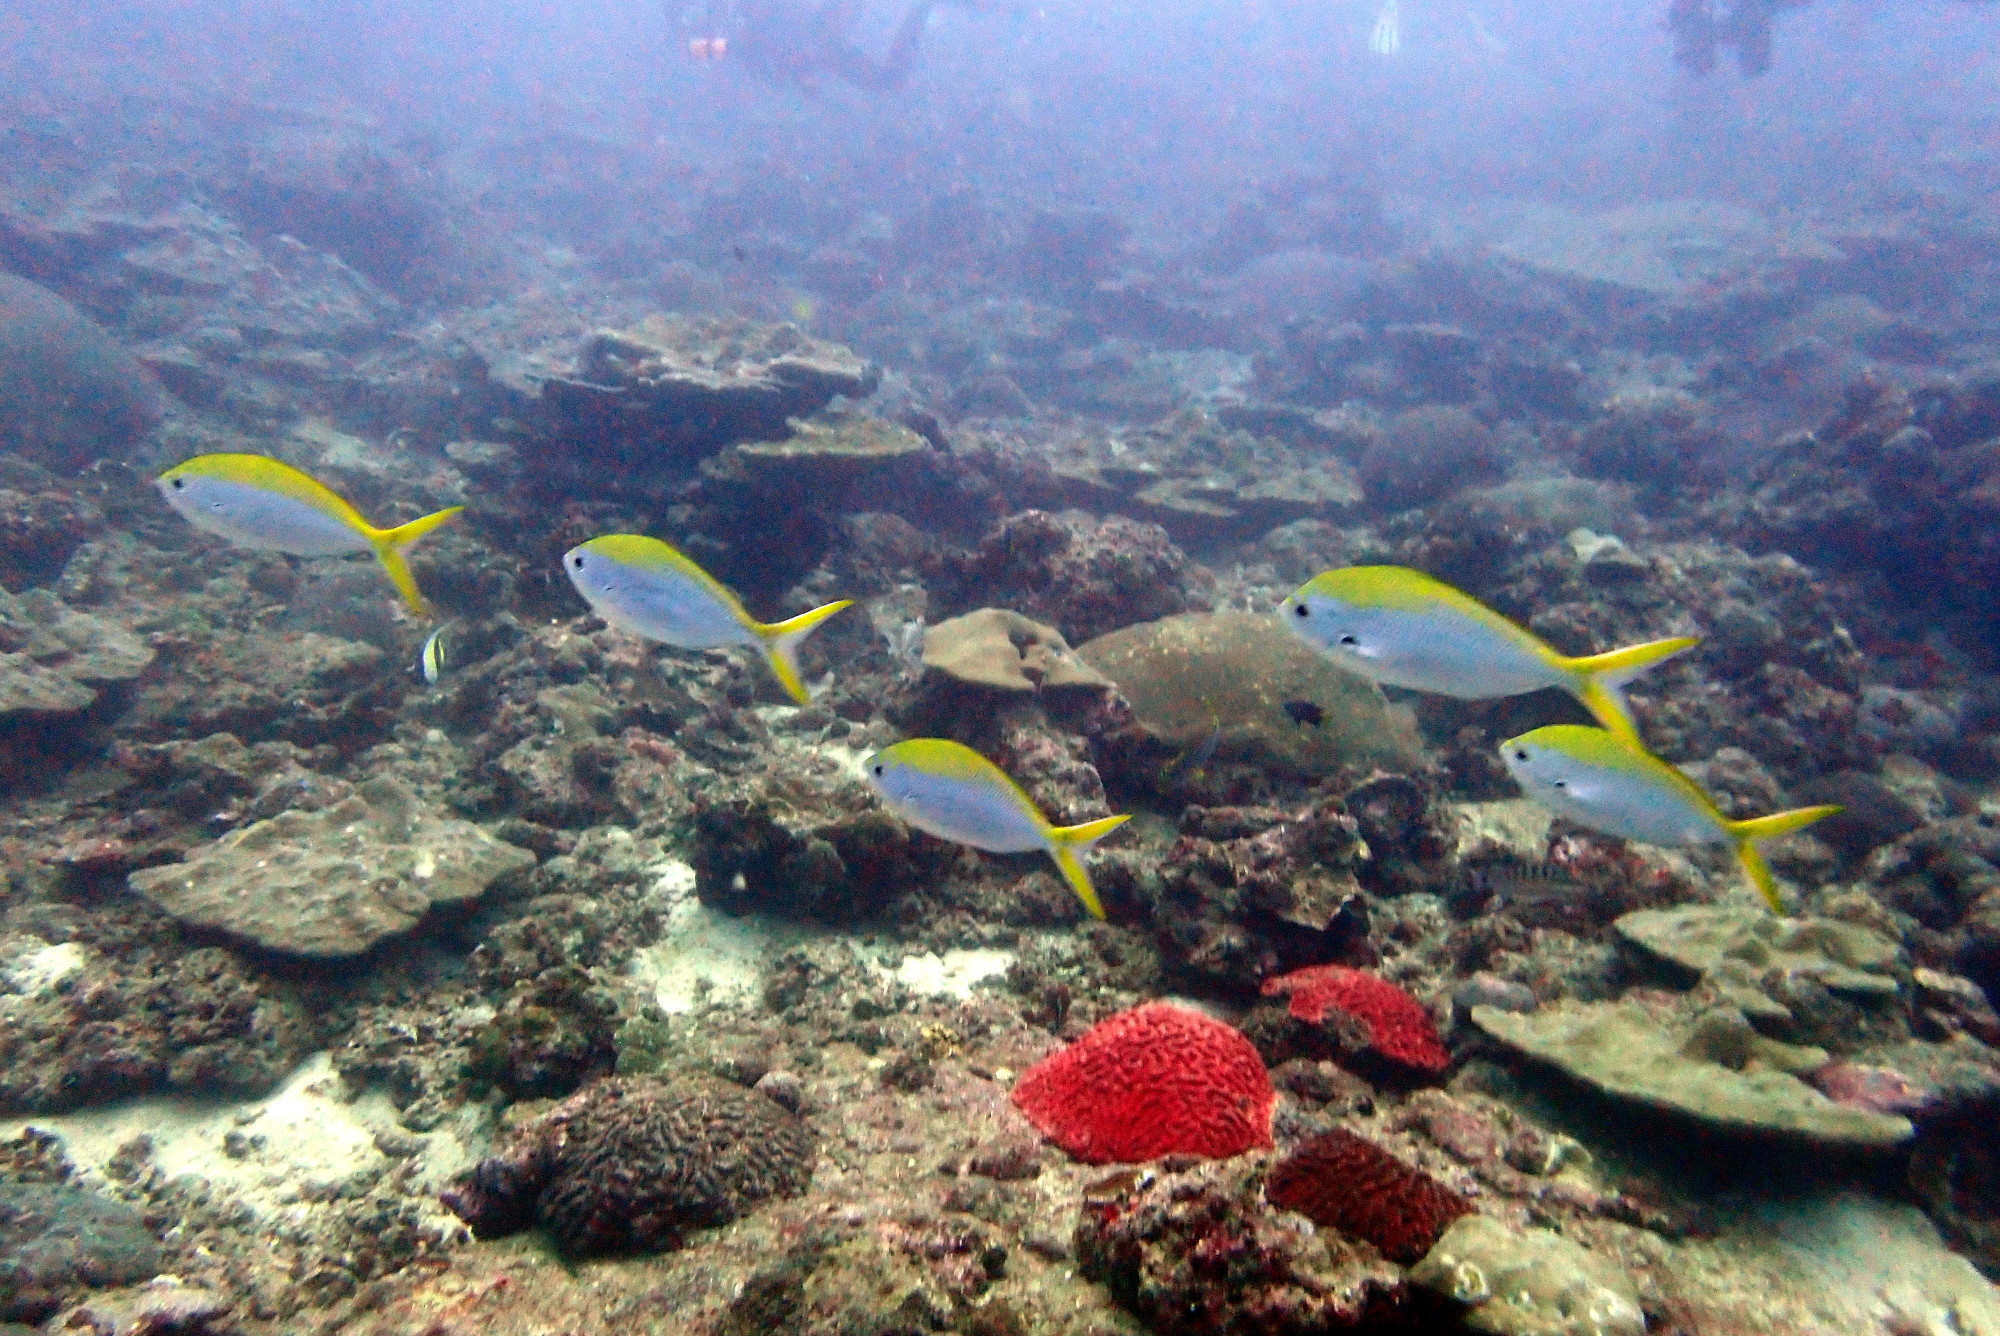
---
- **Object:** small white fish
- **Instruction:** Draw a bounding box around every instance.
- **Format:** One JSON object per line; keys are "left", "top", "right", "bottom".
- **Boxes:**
{"left": 420, "top": 621, "right": 454, "bottom": 685}
{"left": 866, "top": 738, "right": 1131, "bottom": 919}
{"left": 156, "top": 454, "right": 463, "bottom": 615}
{"left": 1501, "top": 724, "right": 1841, "bottom": 913}
{"left": 563, "top": 534, "right": 851, "bottom": 705}
{"left": 1370, "top": 0, "right": 1400, "bottom": 54}
{"left": 1282, "top": 566, "right": 1697, "bottom": 748}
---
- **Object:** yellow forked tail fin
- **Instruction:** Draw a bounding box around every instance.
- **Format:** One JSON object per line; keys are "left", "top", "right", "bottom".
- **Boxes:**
{"left": 1727, "top": 804, "right": 1843, "bottom": 914}
{"left": 367, "top": 505, "right": 465, "bottom": 615}
{"left": 1046, "top": 814, "right": 1132, "bottom": 921}
{"left": 757, "top": 599, "right": 854, "bottom": 705}
{"left": 1562, "top": 636, "right": 1700, "bottom": 747}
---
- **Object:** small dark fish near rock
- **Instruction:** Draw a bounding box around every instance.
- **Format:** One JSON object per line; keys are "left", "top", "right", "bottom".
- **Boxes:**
{"left": 1283, "top": 699, "right": 1324, "bottom": 727}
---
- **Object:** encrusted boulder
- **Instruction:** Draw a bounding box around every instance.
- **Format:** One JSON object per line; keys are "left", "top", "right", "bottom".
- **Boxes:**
{"left": 128, "top": 776, "right": 535, "bottom": 957}
{"left": 1074, "top": 1154, "right": 1437, "bottom": 1334}
{"left": 441, "top": 1074, "right": 816, "bottom": 1256}
{"left": 1615, "top": 905, "right": 1901, "bottom": 1027}
{"left": 532, "top": 315, "right": 877, "bottom": 468}
{"left": 1410, "top": 1213, "right": 1645, "bottom": 1336}
{"left": 925, "top": 509, "right": 1209, "bottom": 645}
{"left": 1080, "top": 611, "right": 1425, "bottom": 788}
{"left": 689, "top": 746, "right": 936, "bottom": 923}
{"left": 0, "top": 1181, "right": 164, "bottom": 1324}
{"left": 0, "top": 273, "right": 163, "bottom": 474}
{"left": 1472, "top": 997, "right": 1915, "bottom": 1147}
{"left": 0, "top": 585, "right": 152, "bottom": 716}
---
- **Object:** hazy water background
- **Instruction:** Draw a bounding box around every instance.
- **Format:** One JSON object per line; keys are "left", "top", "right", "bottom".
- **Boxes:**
{"left": 6, "top": 0, "right": 1997, "bottom": 271}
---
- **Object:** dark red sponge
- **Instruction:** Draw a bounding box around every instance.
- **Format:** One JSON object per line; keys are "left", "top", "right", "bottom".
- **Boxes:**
{"left": 1261, "top": 964, "right": 1451, "bottom": 1076}
{"left": 1010, "top": 1002, "right": 1275, "bottom": 1165}
{"left": 1265, "top": 1128, "right": 1473, "bottom": 1264}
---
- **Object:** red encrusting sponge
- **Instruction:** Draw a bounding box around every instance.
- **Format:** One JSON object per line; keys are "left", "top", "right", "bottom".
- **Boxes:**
{"left": 1010, "top": 1002, "right": 1276, "bottom": 1165}
{"left": 1260, "top": 964, "right": 1451, "bottom": 1076}
{"left": 1265, "top": 1128, "right": 1474, "bottom": 1263}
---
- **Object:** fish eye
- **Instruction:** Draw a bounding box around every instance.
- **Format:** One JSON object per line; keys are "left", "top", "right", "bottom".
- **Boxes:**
{"left": 1293, "top": 603, "right": 1309, "bottom": 618}
{"left": 570, "top": 554, "right": 584, "bottom": 569}
{"left": 1514, "top": 750, "right": 1528, "bottom": 761}
{"left": 1553, "top": 780, "right": 1566, "bottom": 788}
{"left": 1338, "top": 634, "right": 1358, "bottom": 646}
{"left": 871, "top": 763, "right": 883, "bottom": 776}
{"left": 169, "top": 477, "right": 185, "bottom": 490}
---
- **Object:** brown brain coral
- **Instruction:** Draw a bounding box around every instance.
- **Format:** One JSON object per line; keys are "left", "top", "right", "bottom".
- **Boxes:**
{"left": 443, "top": 1074, "right": 816, "bottom": 1256}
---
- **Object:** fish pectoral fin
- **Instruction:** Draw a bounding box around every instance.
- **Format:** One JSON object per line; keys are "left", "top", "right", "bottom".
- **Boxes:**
{"left": 1727, "top": 805, "right": 1841, "bottom": 915}
{"left": 367, "top": 505, "right": 467, "bottom": 615}
{"left": 757, "top": 599, "right": 855, "bottom": 705}
{"left": 1045, "top": 813, "right": 1130, "bottom": 921}
{"left": 1562, "top": 636, "right": 1701, "bottom": 746}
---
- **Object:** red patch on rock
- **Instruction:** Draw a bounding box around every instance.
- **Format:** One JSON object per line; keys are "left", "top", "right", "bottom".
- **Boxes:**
{"left": 1265, "top": 1128, "right": 1474, "bottom": 1263}
{"left": 1808, "top": 1061, "right": 1932, "bottom": 1115}
{"left": 1261, "top": 965, "right": 1451, "bottom": 1076}
{"left": 1010, "top": 1002, "right": 1275, "bottom": 1165}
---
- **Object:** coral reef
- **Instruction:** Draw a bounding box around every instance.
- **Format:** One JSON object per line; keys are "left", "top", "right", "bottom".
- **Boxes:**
{"left": 1264, "top": 1128, "right": 1473, "bottom": 1263}
{"left": 1259, "top": 965, "right": 1452, "bottom": 1078}
{"left": 442, "top": 1073, "right": 816, "bottom": 1256}
{"left": 1009, "top": 1002, "right": 1275, "bottom": 1164}
{"left": 128, "top": 776, "right": 536, "bottom": 957}
{"left": 1074, "top": 1154, "right": 1429, "bottom": 1333}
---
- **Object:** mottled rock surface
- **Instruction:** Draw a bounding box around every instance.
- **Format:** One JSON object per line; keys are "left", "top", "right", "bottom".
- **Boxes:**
{"left": 1081, "top": 610, "right": 1425, "bottom": 780}
{"left": 128, "top": 776, "right": 535, "bottom": 957}
{"left": 1472, "top": 998, "right": 1915, "bottom": 1147}
{"left": 1410, "top": 1213, "right": 1645, "bottom": 1336}
{"left": 0, "top": 1182, "right": 162, "bottom": 1323}
{"left": 0, "top": 274, "right": 162, "bottom": 474}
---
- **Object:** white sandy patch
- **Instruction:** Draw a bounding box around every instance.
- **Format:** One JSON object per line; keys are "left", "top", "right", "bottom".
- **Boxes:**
{"left": 1451, "top": 798, "right": 1552, "bottom": 861}
{"left": 1, "top": 939, "right": 89, "bottom": 997}
{"left": 1733, "top": 1192, "right": 2000, "bottom": 1335}
{"left": 869, "top": 948, "right": 1014, "bottom": 1000}
{"left": 1, "top": 1053, "right": 480, "bottom": 1232}
{"left": 629, "top": 858, "right": 815, "bottom": 1014}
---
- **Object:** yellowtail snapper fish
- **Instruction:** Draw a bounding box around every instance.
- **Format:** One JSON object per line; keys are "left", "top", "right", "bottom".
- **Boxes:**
{"left": 1281, "top": 566, "right": 1697, "bottom": 748}
{"left": 1501, "top": 723, "right": 1841, "bottom": 914}
{"left": 865, "top": 738, "right": 1131, "bottom": 919}
{"left": 564, "top": 534, "right": 851, "bottom": 706}
{"left": 156, "top": 454, "right": 464, "bottom": 616}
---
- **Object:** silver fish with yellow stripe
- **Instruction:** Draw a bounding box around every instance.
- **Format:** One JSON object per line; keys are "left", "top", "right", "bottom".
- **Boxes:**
{"left": 563, "top": 534, "right": 851, "bottom": 706}
{"left": 1281, "top": 565, "right": 1696, "bottom": 748}
{"left": 1501, "top": 723, "right": 1841, "bottom": 914}
{"left": 156, "top": 453, "right": 463, "bottom": 616}
{"left": 865, "top": 738, "right": 1130, "bottom": 919}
